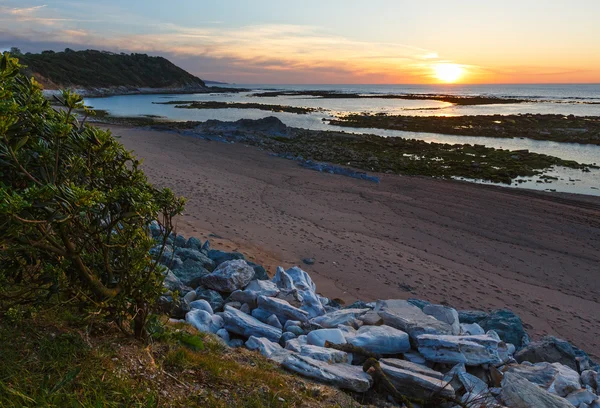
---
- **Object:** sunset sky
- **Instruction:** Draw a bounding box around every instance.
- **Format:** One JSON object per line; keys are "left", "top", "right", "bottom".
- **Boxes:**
{"left": 1, "top": 0, "right": 599, "bottom": 84}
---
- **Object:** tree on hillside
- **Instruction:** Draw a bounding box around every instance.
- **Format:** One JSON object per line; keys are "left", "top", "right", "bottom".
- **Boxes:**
{"left": 0, "top": 53, "right": 185, "bottom": 338}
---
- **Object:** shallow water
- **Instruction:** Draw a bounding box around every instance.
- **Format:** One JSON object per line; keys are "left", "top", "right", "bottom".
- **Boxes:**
{"left": 86, "top": 87, "right": 600, "bottom": 196}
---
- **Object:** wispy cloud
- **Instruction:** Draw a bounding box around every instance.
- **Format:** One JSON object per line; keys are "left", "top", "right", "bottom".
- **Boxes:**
{"left": 6, "top": 3, "right": 551, "bottom": 83}
{"left": 3, "top": 5, "right": 47, "bottom": 15}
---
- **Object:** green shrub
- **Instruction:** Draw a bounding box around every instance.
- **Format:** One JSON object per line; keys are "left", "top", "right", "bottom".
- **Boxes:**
{"left": 0, "top": 53, "right": 185, "bottom": 338}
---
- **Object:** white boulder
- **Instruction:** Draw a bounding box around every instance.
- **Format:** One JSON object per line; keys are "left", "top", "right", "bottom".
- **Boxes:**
{"left": 347, "top": 325, "right": 411, "bottom": 355}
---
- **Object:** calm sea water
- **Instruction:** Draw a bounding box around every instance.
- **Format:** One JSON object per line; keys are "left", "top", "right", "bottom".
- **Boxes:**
{"left": 86, "top": 84, "right": 600, "bottom": 196}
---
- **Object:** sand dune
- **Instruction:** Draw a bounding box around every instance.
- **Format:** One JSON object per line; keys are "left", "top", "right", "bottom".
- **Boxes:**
{"left": 109, "top": 125, "right": 600, "bottom": 357}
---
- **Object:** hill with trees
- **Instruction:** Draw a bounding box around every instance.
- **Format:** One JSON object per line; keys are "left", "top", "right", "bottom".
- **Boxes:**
{"left": 15, "top": 48, "right": 207, "bottom": 92}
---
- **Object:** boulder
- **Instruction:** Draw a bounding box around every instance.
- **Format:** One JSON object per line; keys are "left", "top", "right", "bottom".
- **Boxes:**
{"left": 417, "top": 334, "right": 502, "bottom": 366}
{"left": 207, "top": 249, "right": 245, "bottom": 266}
{"left": 284, "top": 267, "right": 325, "bottom": 318}
{"left": 282, "top": 354, "right": 373, "bottom": 392}
{"left": 251, "top": 307, "right": 273, "bottom": 324}
{"left": 195, "top": 287, "right": 225, "bottom": 311}
{"left": 201, "top": 260, "right": 255, "bottom": 293}
{"left": 500, "top": 372, "right": 574, "bottom": 408}
{"left": 257, "top": 295, "right": 309, "bottom": 322}
{"left": 458, "top": 309, "right": 489, "bottom": 324}
{"left": 461, "top": 323, "right": 485, "bottom": 336}
{"left": 566, "top": 390, "right": 598, "bottom": 407}
{"left": 267, "top": 314, "right": 283, "bottom": 330}
{"left": 287, "top": 325, "right": 304, "bottom": 337}
{"left": 228, "top": 290, "right": 257, "bottom": 306}
{"left": 280, "top": 332, "right": 296, "bottom": 346}
{"left": 239, "top": 303, "right": 251, "bottom": 314}
{"left": 172, "top": 258, "right": 211, "bottom": 287}
{"left": 379, "top": 358, "right": 444, "bottom": 380}
{"left": 311, "top": 308, "right": 369, "bottom": 328}
{"left": 379, "top": 360, "right": 455, "bottom": 400}
{"left": 375, "top": 300, "right": 454, "bottom": 342}
{"left": 216, "top": 329, "right": 230, "bottom": 343}
{"left": 300, "top": 345, "right": 351, "bottom": 364}
{"left": 307, "top": 329, "right": 347, "bottom": 347}
{"left": 285, "top": 335, "right": 308, "bottom": 353}
{"left": 407, "top": 298, "right": 431, "bottom": 310}
{"left": 151, "top": 246, "right": 183, "bottom": 270}
{"left": 174, "top": 247, "right": 215, "bottom": 270}
{"left": 403, "top": 351, "right": 429, "bottom": 366}
{"left": 185, "top": 309, "right": 223, "bottom": 334}
{"left": 222, "top": 306, "right": 282, "bottom": 342}
{"left": 185, "top": 237, "right": 202, "bottom": 251}
{"left": 189, "top": 299, "right": 214, "bottom": 314}
{"left": 358, "top": 311, "right": 383, "bottom": 326}
{"left": 479, "top": 309, "right": 528, "bottom": 349}
{"left": 515, "top": 336, "right": 594, "bottom": 371}
{"left": 173, "top": 234, "right": 187, "bottom": 248}
{"left": 247, "top": 262, "right": 269, "bottom": 280}
{"left": 245, "top": 336, "right": 292, "bottom": 364}
{"left": 505, "top": 362, "right": 581, "bottom": 397}
{"left": 347, "top": 325, "right": 410, "bottom": 355}
{"left": 581, "top": 370, "right": 598, "bottom": 391}
{"left": 163, "top": 269, "right": 189, "bottom": 293}
{"left": 423, "top": 304, "right": 461, "bottom": 335}
{"left": 456, "top": 371, "right": 497, "bottom": 407}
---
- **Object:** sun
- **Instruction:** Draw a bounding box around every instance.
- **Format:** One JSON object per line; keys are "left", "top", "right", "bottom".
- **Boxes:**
{"left": 433, "top": 63, "right": 464, "bottom": 83}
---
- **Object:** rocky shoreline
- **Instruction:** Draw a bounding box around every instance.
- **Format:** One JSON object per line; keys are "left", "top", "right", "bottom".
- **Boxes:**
{"left": 147, "top": 116, "right": 596, "bottom": 185}
{"left": 153, "top": 224, "right": 600, "bottom": 407}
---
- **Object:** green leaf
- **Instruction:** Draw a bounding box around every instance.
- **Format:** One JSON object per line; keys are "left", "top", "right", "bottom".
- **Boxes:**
{"left": 49, "top": 367, "right": 81, "bottom": 394}
{"left": 13, "top": 136, "right": 29, "bottom": 152}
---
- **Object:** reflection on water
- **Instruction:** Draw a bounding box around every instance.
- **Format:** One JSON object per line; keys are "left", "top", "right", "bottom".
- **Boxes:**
{"left": 86, "top": 89, "right": 600, "bottom": 197}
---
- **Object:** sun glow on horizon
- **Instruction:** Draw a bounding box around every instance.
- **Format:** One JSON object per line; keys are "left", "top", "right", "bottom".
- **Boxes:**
{"left": 433, "top": 63, "right": 465, "bottom": 83}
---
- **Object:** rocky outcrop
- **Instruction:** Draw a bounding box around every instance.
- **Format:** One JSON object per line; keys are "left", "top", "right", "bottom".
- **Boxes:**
{"left": 155, "top": 231, "right": 600, "bottom": 407}
{"left": 281, "top": 354, "right": 372, "bottom": 393}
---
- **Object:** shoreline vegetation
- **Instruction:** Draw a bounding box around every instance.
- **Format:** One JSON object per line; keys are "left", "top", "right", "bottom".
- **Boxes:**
{"left": 154, "top": 100, "right": 319, "bottom": 114}
{"left": 329, "top": 113, "right": 600, "bottom": 145}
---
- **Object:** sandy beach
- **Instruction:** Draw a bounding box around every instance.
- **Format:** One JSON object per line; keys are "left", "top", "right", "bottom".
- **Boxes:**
{"left": 109, "top": 125, "right": 600, "bottom": 357}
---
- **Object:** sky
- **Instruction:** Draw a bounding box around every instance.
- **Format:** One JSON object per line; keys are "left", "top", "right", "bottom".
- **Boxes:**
{"left": 1, "top": 0, "right": 599, "bottom": 84}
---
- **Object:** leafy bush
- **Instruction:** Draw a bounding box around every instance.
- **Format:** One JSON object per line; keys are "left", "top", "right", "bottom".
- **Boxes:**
{"left": 0, "top": 53, "right": 185, "bottom": 338}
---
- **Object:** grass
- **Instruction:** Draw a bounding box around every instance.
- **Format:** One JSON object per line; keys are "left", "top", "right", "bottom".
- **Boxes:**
{"left": 0, "top": 307, "right": 365, "bottom": 408}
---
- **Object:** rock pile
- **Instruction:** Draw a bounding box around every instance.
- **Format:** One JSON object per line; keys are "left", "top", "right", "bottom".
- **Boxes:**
{"left": 152, "top": 225, "right": 600, "bottom": 407}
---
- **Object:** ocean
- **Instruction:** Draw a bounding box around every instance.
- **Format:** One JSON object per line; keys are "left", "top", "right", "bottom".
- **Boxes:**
{"left": 85, "top": 84, "right": 600, "bottom": 196}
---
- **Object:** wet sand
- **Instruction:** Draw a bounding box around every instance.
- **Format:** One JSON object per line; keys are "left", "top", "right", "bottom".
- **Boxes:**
{"left": 110, "top": 125, "right": 600, "bottom": 357}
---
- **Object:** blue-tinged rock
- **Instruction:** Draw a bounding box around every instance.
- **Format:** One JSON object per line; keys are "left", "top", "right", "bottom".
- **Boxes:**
{"left": 174, "top": 248, "right": 215, "bottom": 271}
{"left": 172, "top": 259, "right": 211, "bottom": 287}
{"left": 207, "top": 249, "right": 245, "bottom": 266}
{"left": 344, "top": 300, "right": 372, "bottom": 310}
{"left": 407, "top": 298, "right": 431, "bottom": 310}
{"left": 247, "top": 262, "right": 269, "bottom": 280}
{"left": 195, "top": 287, "right": 225, "bottom": 312}
{"left": 173, "top": 234, "right": 187, "bottom": 248}
{"left": 186, "top": 237, "right": 202, "bottom": 251}
{"left": 280, "top": 331, "right": 297, "bottom": 347}
{"left": 479, "top": 309, "right": 528, "bottom": 349}
{"left": 150, "top": 245, "right": 183, "bottom": 270}
{"left": 223, "top": 306, "right": 282, "bottom": 342}
{"left": 458, "top": 310, "right": 489, "bottom": 324}
{"left": 286, "top": 325, "right": 304, "bottom": 337}
{"left": 201, "top": 240, "right": 210, "bottom": 252}
{"left": 515, "top": 336, "right": 598, "bottom": 371}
